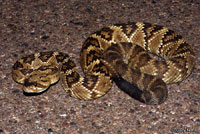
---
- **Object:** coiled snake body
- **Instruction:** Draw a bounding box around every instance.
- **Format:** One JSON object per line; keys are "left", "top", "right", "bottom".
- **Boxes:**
{"left": 12, "top": 22, "right": 195, "bottom": 105}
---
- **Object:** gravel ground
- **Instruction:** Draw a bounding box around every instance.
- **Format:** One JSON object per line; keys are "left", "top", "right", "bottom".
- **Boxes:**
{"left": 0, "top": 0, "right": 199, "bottom": 134}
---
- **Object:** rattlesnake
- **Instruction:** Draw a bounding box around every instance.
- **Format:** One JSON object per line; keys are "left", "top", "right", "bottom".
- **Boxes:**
{"left": 12, "top": 22, "right": 195, "bottom": 105}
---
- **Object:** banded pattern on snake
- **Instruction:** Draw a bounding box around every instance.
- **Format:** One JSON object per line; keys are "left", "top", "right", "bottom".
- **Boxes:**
{"left": 12, "top": 22, "right": 195, "bottom": 104}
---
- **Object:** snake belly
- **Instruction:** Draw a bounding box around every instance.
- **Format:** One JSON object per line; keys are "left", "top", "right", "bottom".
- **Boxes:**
{"left": 12, "top": 22, "right": 195, "bottom": 104}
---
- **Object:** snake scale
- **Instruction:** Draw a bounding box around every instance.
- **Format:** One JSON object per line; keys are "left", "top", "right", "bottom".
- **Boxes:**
{"left": 12, "top": 22, "right": 195, "bottom": 105}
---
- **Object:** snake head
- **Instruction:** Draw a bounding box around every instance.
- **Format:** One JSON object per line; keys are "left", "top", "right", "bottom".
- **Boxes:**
{"left": 23, "top": 78, "right": 50, "bottom": 93}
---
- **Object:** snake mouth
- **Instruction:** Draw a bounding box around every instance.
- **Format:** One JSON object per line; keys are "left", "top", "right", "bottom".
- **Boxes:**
{"left": 23, "top": 79, "right": 49, "bottom": 93}
{"left": 23, "top": 85, "right": 48, "bottom": 93}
